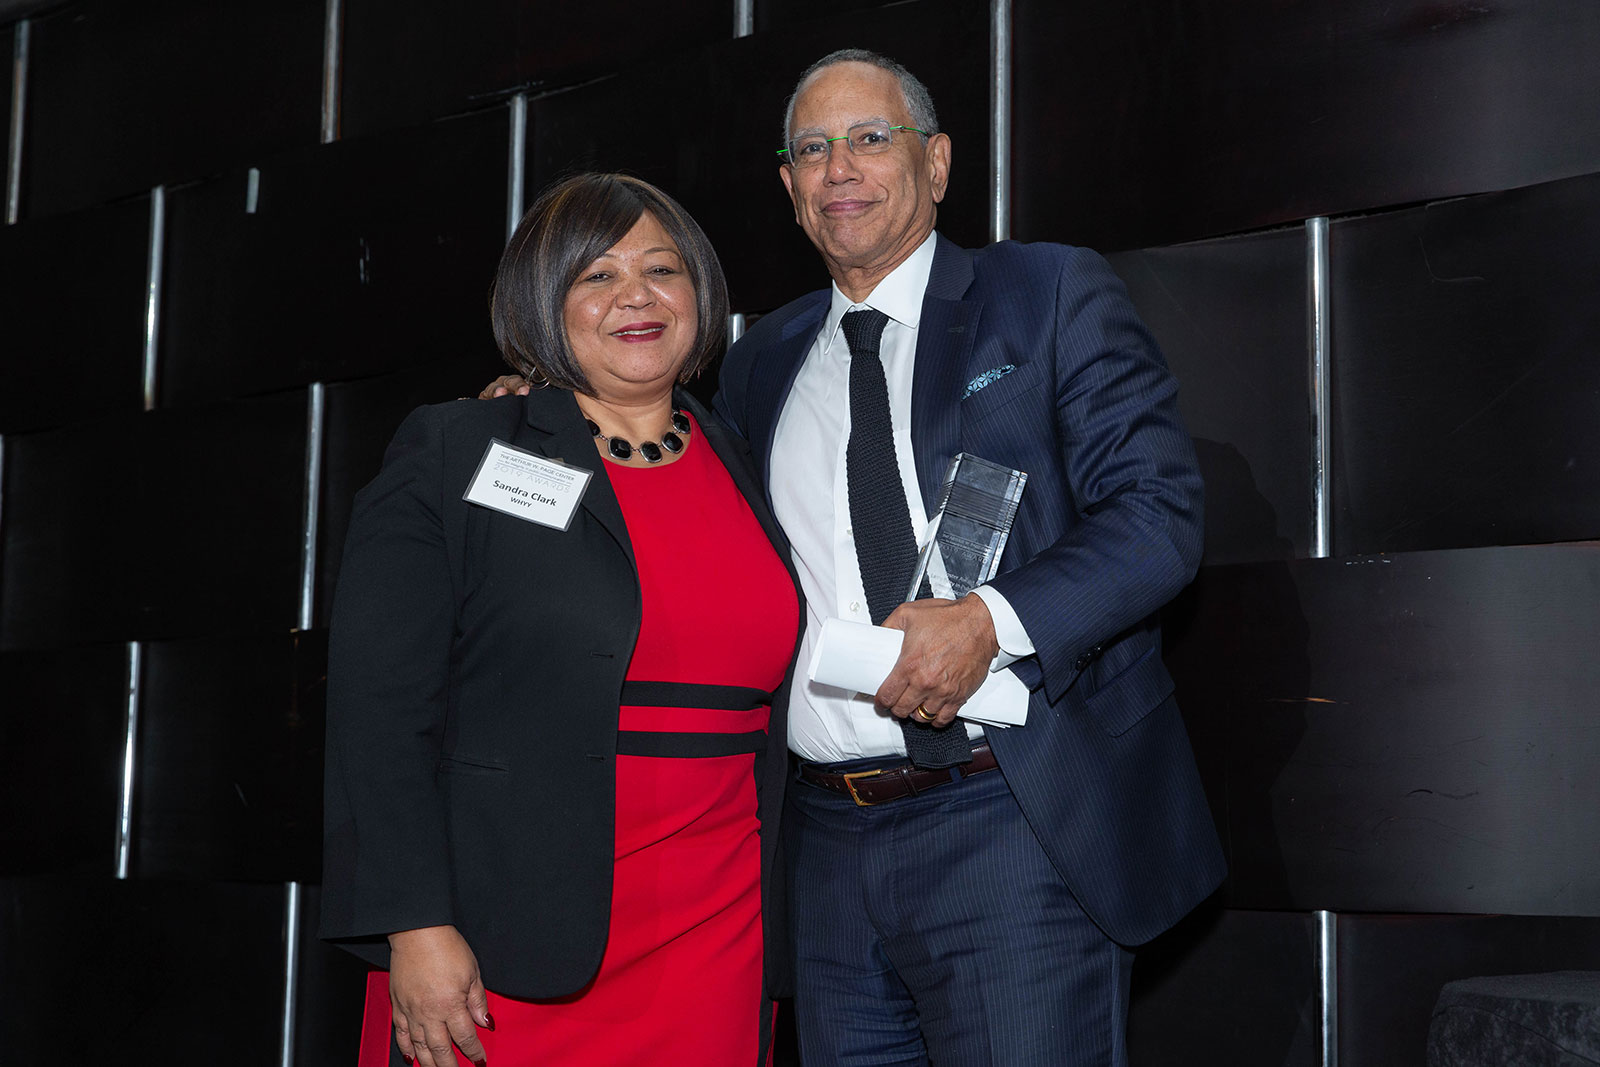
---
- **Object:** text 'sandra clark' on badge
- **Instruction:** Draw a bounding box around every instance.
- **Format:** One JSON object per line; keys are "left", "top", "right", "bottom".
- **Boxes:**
{"left": 463, "top": 439, "right": 592, "bottom": 531}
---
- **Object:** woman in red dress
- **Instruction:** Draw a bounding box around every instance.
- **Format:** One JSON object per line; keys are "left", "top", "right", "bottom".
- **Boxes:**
{"left": 322, "top": 174, "right": 801, "bottom": 1067}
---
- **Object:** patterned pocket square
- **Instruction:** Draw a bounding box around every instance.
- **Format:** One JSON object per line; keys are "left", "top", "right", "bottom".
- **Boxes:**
{"left": 962, "top": 364, "right": 1017, "bottom": 400}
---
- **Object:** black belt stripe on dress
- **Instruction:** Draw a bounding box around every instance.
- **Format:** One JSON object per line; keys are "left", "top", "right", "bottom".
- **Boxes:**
{"left": 617, "top": 681, "right": 773, "bottom": 759}
{"left": 620, "top": 680, "right": 772, "bottom": 711}
{"left": 616, "top": 730, "right": 768, "bottom": 759}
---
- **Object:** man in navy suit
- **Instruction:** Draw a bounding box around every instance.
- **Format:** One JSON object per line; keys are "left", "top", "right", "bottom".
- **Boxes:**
{"left": 712, "top": 50, "right": 1225, "bottom": 1066}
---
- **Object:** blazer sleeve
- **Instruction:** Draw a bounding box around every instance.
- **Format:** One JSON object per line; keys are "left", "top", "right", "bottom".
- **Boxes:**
{"left": 986, "top": 248, "right": 1204, "bottom": 702}
{"left": 320, "top": 404, "right": 460, "bottom": 953}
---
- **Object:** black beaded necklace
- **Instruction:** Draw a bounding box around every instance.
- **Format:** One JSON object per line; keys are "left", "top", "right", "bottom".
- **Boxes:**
{"left": 586, "top": 409, "right": 691, "bottom": 463}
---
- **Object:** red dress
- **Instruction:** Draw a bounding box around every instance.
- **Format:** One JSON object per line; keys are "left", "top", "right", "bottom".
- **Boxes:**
{"left": 357, "top": 414, "right": 798, "bottom": 1066}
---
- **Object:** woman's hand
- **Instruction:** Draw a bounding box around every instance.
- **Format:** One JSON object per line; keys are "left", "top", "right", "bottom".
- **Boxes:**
{"left": 387, "top": 925, "right": 493, "bottom": 1067}
{"left": 478, "top": 374, "right": 532, "bottom": 399}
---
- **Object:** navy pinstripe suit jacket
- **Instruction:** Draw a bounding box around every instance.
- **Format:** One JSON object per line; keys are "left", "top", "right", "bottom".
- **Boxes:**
{"left": 715, "top": 232, "right": 1225, "bottom": 946}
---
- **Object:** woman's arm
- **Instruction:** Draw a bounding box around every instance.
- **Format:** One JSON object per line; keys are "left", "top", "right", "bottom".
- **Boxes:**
{"left": 323, "top": 405, "right": 460, "bottom": 943}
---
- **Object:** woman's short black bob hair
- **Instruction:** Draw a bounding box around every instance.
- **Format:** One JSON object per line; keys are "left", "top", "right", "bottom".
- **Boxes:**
{"left": 490, "top": 172, "right": 729, "bottom": 394}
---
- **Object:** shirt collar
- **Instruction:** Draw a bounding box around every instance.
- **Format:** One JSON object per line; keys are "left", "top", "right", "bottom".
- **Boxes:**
{"left": 822, "top": 230, "right": 939, "bottom": 348}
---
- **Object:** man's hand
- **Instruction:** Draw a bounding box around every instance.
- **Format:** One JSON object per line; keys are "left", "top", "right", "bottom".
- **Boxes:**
{"left": 477, "top": 374, "right": 532, "bottom": 399}
{"left": 876, "top": 593, "right": 1000, "bottom": 727}
{"left": 387, "top": 925, "right": 491, "bottom": 1067}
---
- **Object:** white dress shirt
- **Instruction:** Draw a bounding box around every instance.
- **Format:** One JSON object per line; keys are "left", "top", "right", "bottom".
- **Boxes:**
{"left": 770, "top": 232, "right": 1035, "bottom": 763}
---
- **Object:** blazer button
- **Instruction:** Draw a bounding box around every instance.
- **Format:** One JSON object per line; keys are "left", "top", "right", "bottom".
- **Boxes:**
{"left": 1074, "top": 651, "right": 1093, "bottom": 672}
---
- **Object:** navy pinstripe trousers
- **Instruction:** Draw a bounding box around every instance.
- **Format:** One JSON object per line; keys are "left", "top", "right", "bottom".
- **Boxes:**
{"left": 786, "top": 762, "right": 1135, "bottom": 1066}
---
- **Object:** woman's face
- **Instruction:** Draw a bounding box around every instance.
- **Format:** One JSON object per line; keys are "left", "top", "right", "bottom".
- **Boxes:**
{"left": 563, "top": 211, "right": 699, "bottom": 402}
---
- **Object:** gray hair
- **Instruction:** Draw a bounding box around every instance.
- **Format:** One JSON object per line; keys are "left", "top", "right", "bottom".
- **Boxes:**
{"left": 781, "top": 48, "right": 940, "bottom": 144}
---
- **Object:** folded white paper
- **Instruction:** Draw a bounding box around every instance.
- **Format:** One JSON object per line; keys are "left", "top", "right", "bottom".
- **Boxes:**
{"left": 807, "top": 617, "right": 1029, "bottom": 727}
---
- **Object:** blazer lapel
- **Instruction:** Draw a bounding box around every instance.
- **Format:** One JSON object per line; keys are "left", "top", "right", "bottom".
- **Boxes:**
{"left": 519, "top": 389, "right": 635, "bottom": 570}
{"left": 910, "top": 235, "right": 981, "bottom": 512}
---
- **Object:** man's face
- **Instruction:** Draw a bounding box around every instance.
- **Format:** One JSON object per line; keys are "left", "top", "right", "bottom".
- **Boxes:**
{"left": 779, "top": 62, "right": 951, "bottom": 290}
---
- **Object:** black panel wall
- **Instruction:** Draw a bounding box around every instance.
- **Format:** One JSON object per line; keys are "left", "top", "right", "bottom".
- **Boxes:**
{"left": 1128, "top": 905, "right": 1320, "bottom": 1067}
{"left": 19, "top": 0, "right": 326, "bottom": 219}
{"left": 1330, "top": 172, "right": 1600, "bottom": 556}
{"left": 0, "top": 876, "right": 290, "bottom": 1064}
{"left": 4, "top": 0, "right": 1600, "bottom": 1062}
{"left": 133, "top": 632, "right": 327, "bottom": 883}
{"left": 0, "top": 643, "right": 129, "bottom": 876}
{"left": 1, "top": 23, "right": 12, "bottom": 176}
{"left": 1108, "top": 227, "right": 1311, "bottom": 565}
{"left": 0, "top": 196, "right": 149, "bottom": 433}
{"left": 1166, "top": 543, "right": 1600, "bottom": 916}
{"left": 1013, "top": 0, "right": 1600, "bottom": 251}
{"left": 340, "top": 0, "right": 732, "bottom": 139}
{"left": 159, "top": 108, "right": 510, "bottom": 409}
{"left": 0, "top": 393, "right": 307, "bottom": 649}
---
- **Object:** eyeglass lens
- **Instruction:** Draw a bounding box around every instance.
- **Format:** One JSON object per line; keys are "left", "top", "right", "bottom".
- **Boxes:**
{"left": 788, "top": 121, "right": 902, "bottom": 166}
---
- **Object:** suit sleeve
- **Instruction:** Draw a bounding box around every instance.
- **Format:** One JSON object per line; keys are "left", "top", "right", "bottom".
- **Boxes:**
{"left": 320, "top": 404, "right": 459, "bottom": 955}
{"left": 986, "top": 249, "right": 1204, "bottom": 702}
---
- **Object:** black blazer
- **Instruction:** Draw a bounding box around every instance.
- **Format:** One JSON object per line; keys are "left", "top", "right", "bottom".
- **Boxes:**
{"left": 320, "top": 387, "right": 801, "bottom": 1000}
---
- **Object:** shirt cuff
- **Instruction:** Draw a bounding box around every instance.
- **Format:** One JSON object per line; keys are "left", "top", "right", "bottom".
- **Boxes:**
{"left": 970, "top": 584, "right": 1036, "bottom": 670}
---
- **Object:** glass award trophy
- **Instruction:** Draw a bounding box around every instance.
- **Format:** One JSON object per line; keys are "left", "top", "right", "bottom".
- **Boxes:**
{"left": 906, "top": 452, "right": 1028, "bottom": 600}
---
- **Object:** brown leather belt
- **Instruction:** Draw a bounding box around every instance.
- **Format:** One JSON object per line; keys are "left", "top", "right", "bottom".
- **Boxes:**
{"left": 798, "top": 743, "right": 998, "bottom": 806}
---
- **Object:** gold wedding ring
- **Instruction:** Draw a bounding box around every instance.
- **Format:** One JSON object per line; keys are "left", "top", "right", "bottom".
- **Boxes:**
{"left": 913, "top": 705, "right": 935, "bottom": 722}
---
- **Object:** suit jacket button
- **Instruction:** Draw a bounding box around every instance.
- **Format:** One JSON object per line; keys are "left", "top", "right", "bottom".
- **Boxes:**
{"left": 1074, "top": 652, "right": 1093, "bottom": 671}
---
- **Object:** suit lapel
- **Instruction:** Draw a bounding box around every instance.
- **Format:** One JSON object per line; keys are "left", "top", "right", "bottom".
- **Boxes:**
{"left": 688, "top": 393, "right": 781, "bottom": 554}
{"left": 520, "top": 388, "right": 635, "bottom": 570}
{"left": 688, "top": 391, "right": 802, "bottom": 601}
{"left": 747, "top": 299, "right": 828, "bottom": 493}
{"left": 910, "top": 235, "right": 981, "bottom": 512}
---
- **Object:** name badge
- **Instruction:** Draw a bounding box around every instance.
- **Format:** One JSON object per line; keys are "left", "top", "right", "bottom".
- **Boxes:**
{"left": 462, "top": 438, "right": 591, "bottom": 531}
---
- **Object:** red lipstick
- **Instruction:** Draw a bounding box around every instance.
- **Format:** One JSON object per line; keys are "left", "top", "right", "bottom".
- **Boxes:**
{"left": 611, "top": 321, "right": 667, "bottom": 342}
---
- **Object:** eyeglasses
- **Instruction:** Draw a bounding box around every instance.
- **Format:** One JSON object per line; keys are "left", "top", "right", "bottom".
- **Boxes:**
{"left": 776, "top": 120, "right": 930, "bottom": 168}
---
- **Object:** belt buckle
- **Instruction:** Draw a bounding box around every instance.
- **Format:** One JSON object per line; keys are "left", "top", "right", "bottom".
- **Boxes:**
{"left": 842, "top": 768, "right": 884, "bottom": 807}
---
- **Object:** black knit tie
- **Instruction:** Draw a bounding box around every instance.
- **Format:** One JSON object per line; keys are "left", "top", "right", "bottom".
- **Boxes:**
{"left": 842, "top": 308, "right": 973, "bottom": 769}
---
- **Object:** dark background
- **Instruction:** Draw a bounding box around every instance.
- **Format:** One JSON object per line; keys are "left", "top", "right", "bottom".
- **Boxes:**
{"left": 2, "top": 1, "right": 1597, "bottom": 1063}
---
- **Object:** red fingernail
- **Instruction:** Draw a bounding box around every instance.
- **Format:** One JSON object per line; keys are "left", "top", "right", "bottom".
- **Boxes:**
{"left": 485, "top": 1011, "right": 496, "bottom": 1031}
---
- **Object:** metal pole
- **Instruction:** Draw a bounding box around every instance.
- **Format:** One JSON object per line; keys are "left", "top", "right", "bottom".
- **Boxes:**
{"left": 278, "top": 881, "right": 303, "bottom": 1067}
{"left": 5, "top": 19, "right": 29, "bottom": 224}
{"left": 989, "top": 0, "right": 1012, "bottom": 243}
{"left": 1307, "top": 217, "right": 1332, "bottom": 558}
{"left": 142, "top": 186, "right": 167, "bottom": 411}
{"left": 298, "top": 383, "right": 325, "bottom": 631}
{"left": 321, "top": 0, "right": 343, "bottom": 144}
{"left": 507, "top": 93, "right": 527, "bottom": 240}
{"left": 733, "top": 0, "right": 754, "bottom": 38}
{"left": 115, "top": 641, "right": 143, "bottom": 878}
{"left": 1317, "top": 908, "right": 1338, "bottom": 1067}
{"left": 728, "top": 312, "right": 747, "bottom": 346}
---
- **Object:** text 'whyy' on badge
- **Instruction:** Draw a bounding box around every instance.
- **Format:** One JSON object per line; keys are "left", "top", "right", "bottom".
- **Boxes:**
{"left": 462, "top": 439, "right": 591, "bottom": 531}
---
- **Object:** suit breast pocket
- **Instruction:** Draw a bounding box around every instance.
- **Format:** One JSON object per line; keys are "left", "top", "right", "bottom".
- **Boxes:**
{"left": 960, "top": 362, "right": 1045, "bottom": 427}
